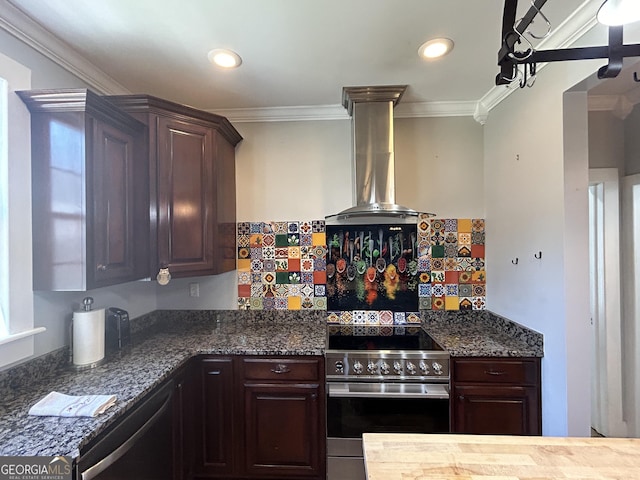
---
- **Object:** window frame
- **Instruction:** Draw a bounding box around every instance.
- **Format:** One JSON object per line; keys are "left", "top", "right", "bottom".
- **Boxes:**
{"left": 0, "top": 51, "right": 44, "bottom": 369}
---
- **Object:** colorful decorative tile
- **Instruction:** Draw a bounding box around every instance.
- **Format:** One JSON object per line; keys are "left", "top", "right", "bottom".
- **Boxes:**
{"left": 379, "top": 310, "right": 393, "bottom": 325}
{"left": 312, "top": 220, "right": 325, "bottom": 233}
{"left": 418, "top": 283, "right": 431, "bottom": 297}
{"left": 472, "top": 296, "right": 486, "bottom": 310}
{"left": 472, "top": 219, "right": 485, "bottom": 232}
{"left": 262, "top": 234, "right": 275, "bottom": 247}
{"left": 444, "top": 219, "right": 457, "bottom": 232}
{"left": 272, "top": 221, "right": 287, "bottom": 234}
{"left": 300, "top": 233, "right": 313, "bottom": 246}
{"left": 314, "top": 297, "right": 327, "bottom": 310}
{"left": 393, "top": 312, "right": 406, "bottom": 324}
{"left": 366, "top": 311, "right": 379, "bottom": 325}
{"left": 352, "top": 310, "right": 366, "bottom": 325}
{"left": 419, "top": 297, "right": 432, "bottom": 310}
{"left": 300, "top": 258, "right": 314, "bottom": 272}
{"left": 432, "top": 283, "right": 445, "bottom": 297}
{"left": 407, "top": 313, "right": 421, "bottom": 324}
{"left": 263, "top": 297, "right": 276, "bottom": 310}
{"left": 275, "top": 234, "right": 289, "bottom": 247}
{"left": 238, "top": 222, "right": 250, "bottom": 235}
{"left": 459, "top": 284, "right": 473, "bottom": 297}
{"left": 288, "top": 234, "right": 300, "bottom": 246}
{"left": 237, "top": 217, "right": 484, "bottom": 314}
{"left": 460, "top": 297, "right": 473, "bottom": 310}
{"left": 431, "top": 271, "right": 445, "bottom": 283}
{"left": 250, "top": 297, "right": 263, "bottom": 310}
{"left": 262, "top": 272, "right": 276, "bottom": 285}
{"left": 238, "top": 234, "right": 250, "bottom": 247}
{"left": 238, "top": 271, "right": 251, "bottom": 285}
{"left": 458, "top": 219, "right": 472, "bottom": 233}
{"left": 445, "top": 296, "right": 460, "bottom": 310}
{"left": 301, "top": 295, "right": 312, "bottom": 309}
{"left": 327, "top": 311, "right": 340, "bottom": 324}
{"left": 432, "top": 297, "right": 445, "bottom": 310}
{"left": 340, "top": 311, "right": 353, "bottom": 324}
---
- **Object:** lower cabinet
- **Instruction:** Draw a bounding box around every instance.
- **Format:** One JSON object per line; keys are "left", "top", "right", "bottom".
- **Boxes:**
{"left": 450, "top": 357, "right": 541, "bottom": 435}
{"left": 189, "top": 355, "right": 326, "bottom": 480}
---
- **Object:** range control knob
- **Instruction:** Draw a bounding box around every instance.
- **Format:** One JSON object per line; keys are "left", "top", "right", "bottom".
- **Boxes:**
{"left": 432, "top": 361, "right": 443, "bottom": 375}
{"left": 353, "top": 360, "right": 363, "bottom": 374}
{"left": 406, "top": 362, "right": 417, "bottom": 375}
{"left": 334, "top": 361, "right": 344, "bottom": 374}
{"left": 380, "top": 362, "right": 390, "bottom": 375}
{"left": 393, "top": 361, "right": 403, "bottom": 374}
{"left": 419, "top": 361, "right": 429, "bottom": 374}
{"left": 367, "top": 362, "right": 378, "bottom": 374}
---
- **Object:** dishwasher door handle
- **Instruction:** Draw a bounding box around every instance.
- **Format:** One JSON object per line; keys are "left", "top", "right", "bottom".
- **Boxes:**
{"left": 80, "top": 392, "right": 172, "bottom": 480}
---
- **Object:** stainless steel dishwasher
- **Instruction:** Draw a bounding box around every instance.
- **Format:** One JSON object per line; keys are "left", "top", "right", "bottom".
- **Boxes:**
{"left": 75, "top": 380, "right": 174, "bottom": 480}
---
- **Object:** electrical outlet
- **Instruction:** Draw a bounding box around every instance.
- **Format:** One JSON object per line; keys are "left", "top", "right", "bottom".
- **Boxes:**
{"left": 189, "top": 282, "right": 200, "bottom": 297}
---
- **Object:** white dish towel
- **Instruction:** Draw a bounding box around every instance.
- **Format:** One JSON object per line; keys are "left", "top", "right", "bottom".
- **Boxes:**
{"left": 29, "top": 391, "right": 117, "bottom": 417}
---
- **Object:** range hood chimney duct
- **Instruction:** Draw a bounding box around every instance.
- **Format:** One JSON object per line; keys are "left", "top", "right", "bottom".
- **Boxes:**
{"left": 327, "top": 85, "right": 431, "bottom": 223}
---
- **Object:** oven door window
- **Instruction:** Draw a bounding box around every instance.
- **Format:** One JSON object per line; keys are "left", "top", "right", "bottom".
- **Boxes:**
{"left": 327, "top": 396, "right": 449, "bottom": 438}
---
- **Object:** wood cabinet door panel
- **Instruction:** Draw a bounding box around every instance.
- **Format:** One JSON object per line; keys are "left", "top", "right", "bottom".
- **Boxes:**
{"left": 157, "top": 117, "right": 215, "bottom": 275}
{"left": 193, "top": 357, "right": 235, "bottom": 477}
{"left": 242, "top": 383, "right": 322, "bottom": 478}
{"left": 453, "top": 385, "right": 540, "bottom": 435}
{"left": 91, "top": 118, "right": 136, "bottom": 284}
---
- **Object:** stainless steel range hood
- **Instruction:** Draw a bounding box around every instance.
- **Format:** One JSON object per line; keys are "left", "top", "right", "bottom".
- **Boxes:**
{"left": 326, "top": 85, "right": 432, "bottom": 224}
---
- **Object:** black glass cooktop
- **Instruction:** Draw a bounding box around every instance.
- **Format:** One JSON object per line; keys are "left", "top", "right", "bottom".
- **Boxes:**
{"left": 327, "top": 326, "right": 444, "bottom": 351}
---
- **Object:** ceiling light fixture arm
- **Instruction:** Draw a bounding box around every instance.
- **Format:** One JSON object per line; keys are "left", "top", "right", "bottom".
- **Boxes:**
{"left": 496, "top": 0, "right": 640, "bottom": 87}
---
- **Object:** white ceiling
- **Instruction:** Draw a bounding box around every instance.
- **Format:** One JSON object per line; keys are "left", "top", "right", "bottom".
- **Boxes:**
{"left": 0, "top": 0, "right": 610, "bottom": 119}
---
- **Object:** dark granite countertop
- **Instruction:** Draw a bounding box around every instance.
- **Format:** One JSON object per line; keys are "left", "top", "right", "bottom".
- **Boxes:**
{"left": 0, "top": 309, "right": 542, "bottom": 459}
{"left": 422, "top": 311, "right": 543, "bottom": 357}
{"left": 0, "top": 310, "right": 326, "bottom": 458}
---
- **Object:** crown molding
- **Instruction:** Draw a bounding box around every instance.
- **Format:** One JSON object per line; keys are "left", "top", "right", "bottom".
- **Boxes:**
{"left": 0, "top": 0, "right": 601, "bottom": 122}
{"left": 0, "top": 0, "right": 130, "bottom": 95}
{"left": 209, "top": 104, "right": 349, "bottom": 123}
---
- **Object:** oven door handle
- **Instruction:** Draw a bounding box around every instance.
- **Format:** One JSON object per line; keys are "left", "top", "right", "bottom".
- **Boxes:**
{"left": 328, "top": 382, "right": 449, "bottom": 399}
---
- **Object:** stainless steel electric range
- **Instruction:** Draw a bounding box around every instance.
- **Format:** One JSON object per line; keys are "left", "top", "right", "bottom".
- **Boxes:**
{"left": 325, "top": 325, "right": 450, "bottom": 480}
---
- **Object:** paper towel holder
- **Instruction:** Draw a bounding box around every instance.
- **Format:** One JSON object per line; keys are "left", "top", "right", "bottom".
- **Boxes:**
{"left": 70, "top": 297, "right": 107, "bottom": 370}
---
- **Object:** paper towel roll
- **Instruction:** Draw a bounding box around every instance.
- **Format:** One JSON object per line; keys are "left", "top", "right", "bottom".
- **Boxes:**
{"left": 72, "top": 308, "right": 105, "bottom": 366}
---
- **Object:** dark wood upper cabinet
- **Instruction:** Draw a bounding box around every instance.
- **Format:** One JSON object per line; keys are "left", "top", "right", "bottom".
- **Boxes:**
{"left": 107, "top": 95, "right": 242, "bottom": 281}
{"left": 18, "top": 89, "right": 149, "bottom": 291}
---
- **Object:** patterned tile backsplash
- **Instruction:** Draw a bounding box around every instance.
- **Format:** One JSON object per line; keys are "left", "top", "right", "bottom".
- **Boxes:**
{"left": 237, "top": 216, "right": 486, "bottom": 319}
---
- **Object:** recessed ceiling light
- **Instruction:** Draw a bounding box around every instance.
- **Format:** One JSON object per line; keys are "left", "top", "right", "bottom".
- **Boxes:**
{"left": 597, "top": 0, "right": 640, "bottom": 26}
{"left": 418, "top": 38, "right": 454, "bottom": 60}
{"left": 208, "top": 49, "right": 242, "bottom": 68}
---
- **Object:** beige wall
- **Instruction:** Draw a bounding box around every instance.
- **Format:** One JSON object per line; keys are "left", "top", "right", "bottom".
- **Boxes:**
{"left": 235, "top": 116, "right": 485, "bottom": 222}
{"left": 589, "top": 111, "right": 625, "bottom": 171}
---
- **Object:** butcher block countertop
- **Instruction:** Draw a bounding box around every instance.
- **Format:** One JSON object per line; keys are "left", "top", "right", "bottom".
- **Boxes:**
{"left": 362, "top": 433, "right": 640, "bottom": 479}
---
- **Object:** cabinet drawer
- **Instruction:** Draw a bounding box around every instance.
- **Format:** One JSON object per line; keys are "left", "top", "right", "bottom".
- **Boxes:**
{"left": 453, "top": 358, "right": 539, "bottom": 385}
{"left": 241, "top": 357, "right": 321, "bottom": 382}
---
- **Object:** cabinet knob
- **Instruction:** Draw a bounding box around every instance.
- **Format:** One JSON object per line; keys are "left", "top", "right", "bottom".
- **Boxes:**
{"left": 271, "top": 364, "right": 291, "bottom": 374}
{"left": 458, "top": 395, "right": 465, "bottom": 401}
{"left": 157, "top": 267, "right": 171, "bottom": 285}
